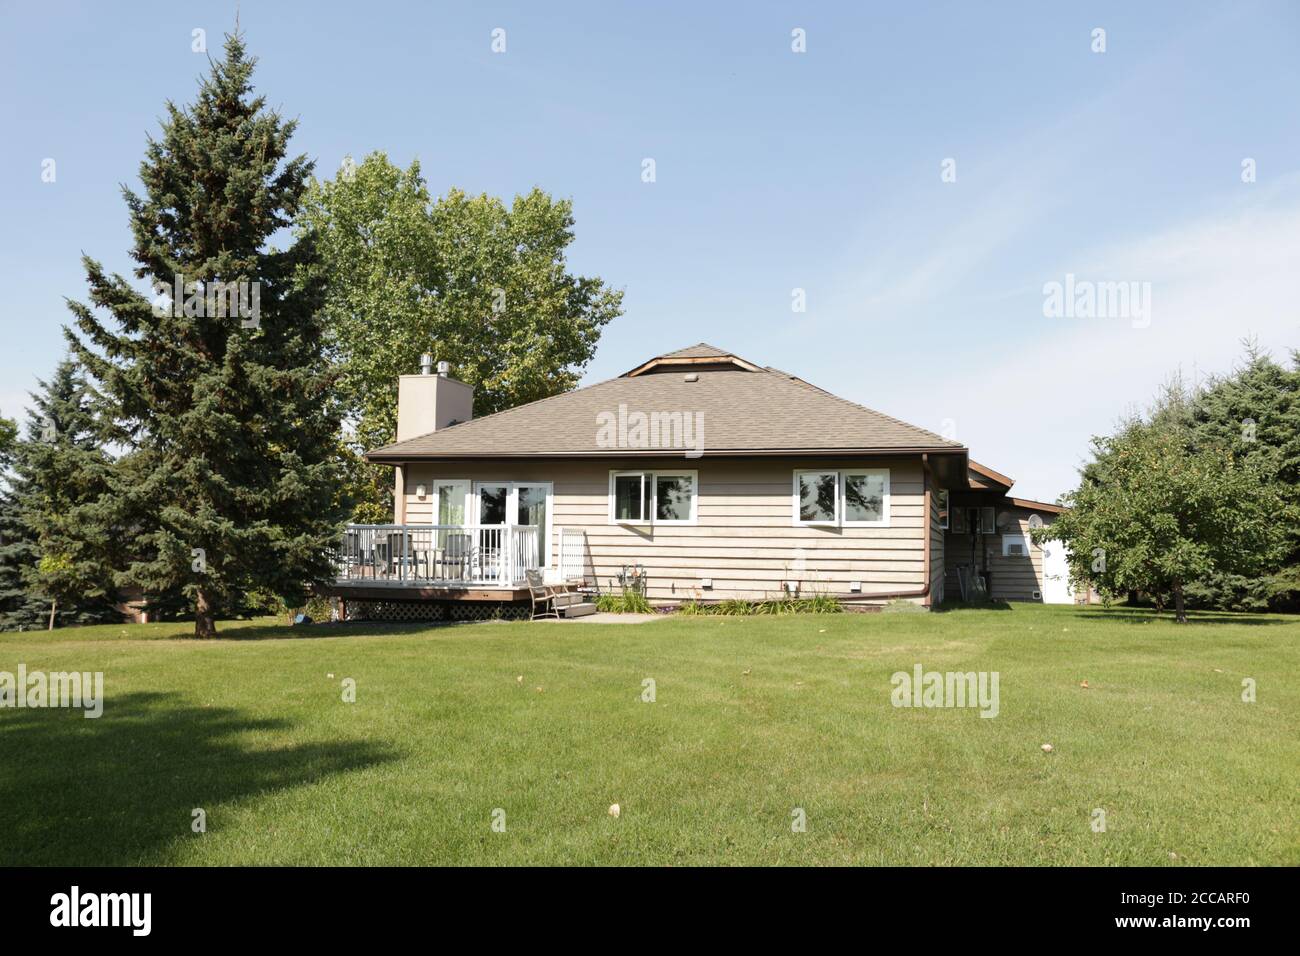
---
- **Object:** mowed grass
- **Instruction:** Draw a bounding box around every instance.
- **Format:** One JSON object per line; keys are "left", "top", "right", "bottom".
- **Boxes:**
{"left": 1, "top": 604, "right": 1296, "bottom": 866}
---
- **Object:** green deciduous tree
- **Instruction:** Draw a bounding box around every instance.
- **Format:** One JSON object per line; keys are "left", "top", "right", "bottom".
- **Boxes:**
{"left": 299, "top": 152, "right": 623, "bottom": 519}
{"left": 66, "top": 33, "right": 350, "bottom": 637}
{"left": 1035, "top": 368, "right": 1292, "bottom": 622}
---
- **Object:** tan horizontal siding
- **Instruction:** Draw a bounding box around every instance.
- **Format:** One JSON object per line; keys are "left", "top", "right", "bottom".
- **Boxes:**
{"left": 942, "top": 506, "right": 1056, "bottom": 602}
{"left": 398, "top": 456, "right": 927, "bottom": 601}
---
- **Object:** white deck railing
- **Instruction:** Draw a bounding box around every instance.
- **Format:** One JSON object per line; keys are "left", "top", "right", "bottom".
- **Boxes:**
{"left": 334, "top": 524, "right": 544, "bottom": 588}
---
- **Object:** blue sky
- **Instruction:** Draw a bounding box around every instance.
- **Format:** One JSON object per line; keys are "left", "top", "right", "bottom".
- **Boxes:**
{"left": 3, "top": 1, "right": 1298, "bottom": 500}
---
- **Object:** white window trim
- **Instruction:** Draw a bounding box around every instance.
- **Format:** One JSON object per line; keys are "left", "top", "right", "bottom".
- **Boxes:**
{"left": 842, "top": 468, "right": 891, "bottom": 528}
{"left": 791, "top": 468, "right": 892, "bottom": 528}
{"left": 608, "top": 470, "right": 698, "bottom": 526}
{"left": 792, "top": 469, "right": 843, "bottom": 527}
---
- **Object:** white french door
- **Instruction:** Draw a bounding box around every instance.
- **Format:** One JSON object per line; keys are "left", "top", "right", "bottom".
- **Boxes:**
{"left": 473, "top": 481, "right": 552, "bottom": 569}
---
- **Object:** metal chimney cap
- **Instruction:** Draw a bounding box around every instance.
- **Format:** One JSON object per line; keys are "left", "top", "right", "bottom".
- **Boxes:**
{"left": 419, "top": 353, "right": 433, "bottom": 375}
{"left": 437, "top": 360, "right": 450, "bottom": 377}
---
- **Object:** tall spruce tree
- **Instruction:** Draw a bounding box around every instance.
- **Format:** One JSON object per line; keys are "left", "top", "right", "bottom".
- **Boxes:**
{"left": 0, "top": 361, "right": 119, "bottom": 629}
{"left": 0, "top": 417, "right": 14, "bottom": 464}
{"left": 0, "top": 489, "right": 39, "bottom": 629}
{"left": 1185, "top": 345, "right": 1300, "bottom": 610}
{"left": 0, "top": 413, "right": 44, "bottom": 630}
{"left": 66, "top": 33, "right": 349, "bottom": 637}
{"left": 15, "top": 361, "right": 120, "bottom": 628}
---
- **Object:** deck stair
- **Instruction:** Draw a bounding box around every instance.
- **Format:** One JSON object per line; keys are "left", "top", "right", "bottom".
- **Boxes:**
{"left": 553, "top": 591, "right": 597, "bottom": 618}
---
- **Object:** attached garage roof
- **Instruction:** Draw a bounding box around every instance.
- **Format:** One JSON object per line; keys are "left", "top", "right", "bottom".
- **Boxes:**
{"left": 367, "top": 343, "right": 966, "bottom": 462}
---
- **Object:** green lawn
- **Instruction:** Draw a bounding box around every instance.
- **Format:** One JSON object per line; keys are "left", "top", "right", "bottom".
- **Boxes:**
{"left": 1, "top": 604, "right": 1296, "bottom": 866}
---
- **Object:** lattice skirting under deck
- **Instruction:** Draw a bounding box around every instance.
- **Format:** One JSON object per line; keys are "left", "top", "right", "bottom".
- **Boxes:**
{"left": 343, "top": 600, "right": 530, "bottom": 622}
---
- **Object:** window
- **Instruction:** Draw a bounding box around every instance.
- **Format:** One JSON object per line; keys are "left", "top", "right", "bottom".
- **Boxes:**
{"left": 794, "top": 471, "right": 840, "bottom": 525}
{"left": 612, "top": 473, "right": 653, "bottom": 522}
{"left": 792, "top": 469, "right": 891, "bottom": 527}
{"left": 478, "top": 483, "right": 508, "bottom": 525}
{"left": 951, "top": 504, "right": 968, "bottom": 534}
{"left": 952, "top": 506, "right": 997, "bottom": 534}
{"left": 937, "top": 489, "right": 949, "bottom": 530}
{"left": 843, "top": 470, "right": 889, "bottom": 526}
{"left": 979, "top": 507, "right": 997, "bottom": 534}
{"left": 435, "top": 480, "right": 468, "bottom": 525}
{"left": 655, "top": 474, "right": 694, "bottom": 522}
{"left": 1003, "top": 534, "right": 1029, "bottom": 557}
{"left": 610, "top": 471, "right": 697, "bottom": 525}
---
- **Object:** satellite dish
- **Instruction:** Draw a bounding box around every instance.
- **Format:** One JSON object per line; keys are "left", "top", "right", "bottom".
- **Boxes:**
{"left": 1028, "top": 514, "right": 1044, "bottom": 530}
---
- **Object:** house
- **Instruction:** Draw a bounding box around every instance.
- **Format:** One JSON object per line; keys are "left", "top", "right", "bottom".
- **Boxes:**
{"left": 328, "top": 344, "right": 1068, "bottom": 618}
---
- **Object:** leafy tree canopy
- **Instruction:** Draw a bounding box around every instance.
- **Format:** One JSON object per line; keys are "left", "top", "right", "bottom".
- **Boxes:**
{"left": 1036, "top": 345, "right": 1296, "bottom": 620}
{"left": 299, "top": 152, "right": 623, "bottom": 519}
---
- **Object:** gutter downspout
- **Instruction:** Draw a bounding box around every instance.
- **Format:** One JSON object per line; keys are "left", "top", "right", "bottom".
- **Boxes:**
{"left": 837, "top": 453, "right": 933, "bottom": 606}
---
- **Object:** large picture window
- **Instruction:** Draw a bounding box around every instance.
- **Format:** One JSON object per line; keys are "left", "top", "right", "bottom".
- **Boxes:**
{"left": 610, "top": 471, "right": 697, "bottom": 525}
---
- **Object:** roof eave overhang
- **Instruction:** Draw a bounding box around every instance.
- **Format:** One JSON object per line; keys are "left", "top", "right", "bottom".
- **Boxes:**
{"left": 366, "top": 446, "right": 968, "bottom": 464}
{"left": 1008, "top": 496, "right": 1067, "bottom": 515}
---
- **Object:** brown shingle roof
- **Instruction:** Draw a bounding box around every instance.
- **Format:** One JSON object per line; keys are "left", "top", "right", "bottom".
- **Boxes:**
{"left": 367, "top": 345, "right": 965, "bottom": 461}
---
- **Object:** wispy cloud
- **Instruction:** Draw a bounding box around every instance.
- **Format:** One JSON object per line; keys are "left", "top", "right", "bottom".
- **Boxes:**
{"left": 937, "top": 176, "right": 1300, "bottom": 501}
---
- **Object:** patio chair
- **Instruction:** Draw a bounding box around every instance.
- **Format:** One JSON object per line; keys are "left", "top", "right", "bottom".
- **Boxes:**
{"left": 525, "top": 570, "right": 562, "bottom": 621}
{"left": 341, "top": 529, "right": 362, "bottom": 578}
{"left": 443, "top": 532, "right": 471, "bottom": 581}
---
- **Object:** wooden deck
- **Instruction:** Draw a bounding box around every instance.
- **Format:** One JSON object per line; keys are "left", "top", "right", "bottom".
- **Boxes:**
{"left": 320, "top": 581, "right": 537, "bottom": 603}
{"left": 321, "top": 578, "right": 585, "bottom": 605}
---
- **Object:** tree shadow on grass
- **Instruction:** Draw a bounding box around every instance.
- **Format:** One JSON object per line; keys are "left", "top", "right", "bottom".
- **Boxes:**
{"left": 0, "top": 691, "right": 396, "bottom": 865}
{"left": 211, "top": 620, "right": 430, "bottom": 641}
{"left": 1069, "top": 606, "right": 1296, "bottom": 627}
{"left": 932, "top": 600, "right": 1015, "bottom": 613}
{"left": 152, "top": 619, "right": 485, "bottom": 642}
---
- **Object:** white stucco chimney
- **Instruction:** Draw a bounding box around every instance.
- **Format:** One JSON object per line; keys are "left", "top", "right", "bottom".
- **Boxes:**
{"left": 396, "top": 358, "right": 474, "bottom": 441}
